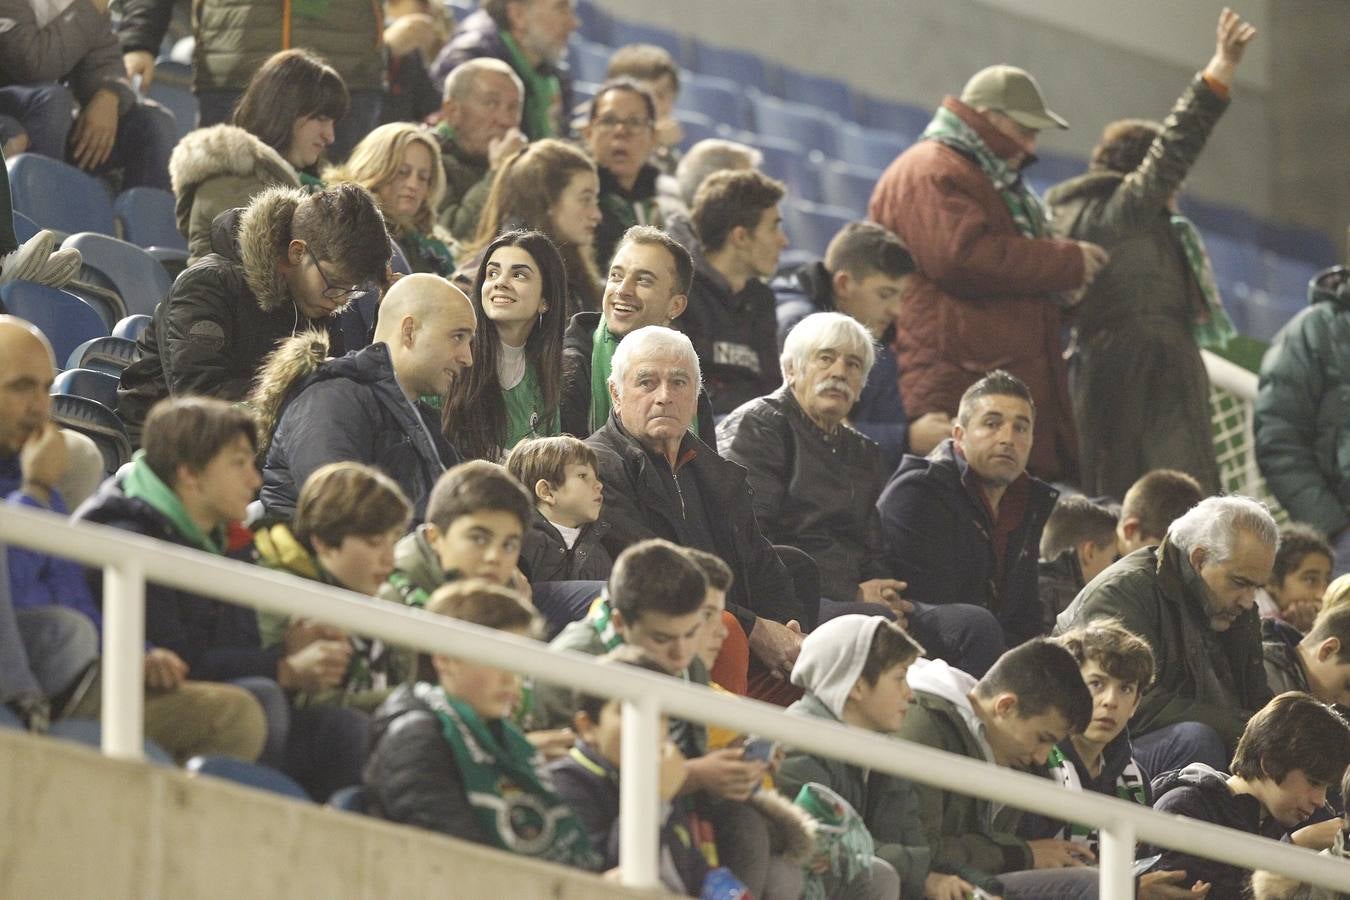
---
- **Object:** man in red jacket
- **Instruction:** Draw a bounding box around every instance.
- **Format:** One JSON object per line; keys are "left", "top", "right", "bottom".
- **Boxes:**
{"left": 870, "top": 65, "right": 1108, "bottom": 485}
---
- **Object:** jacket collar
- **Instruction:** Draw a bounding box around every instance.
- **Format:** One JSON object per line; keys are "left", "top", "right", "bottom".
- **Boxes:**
{"left": 235, "top": 186, "right": 311, "bottom": 313}
{"left": 940, "top": 96, "right": 1028, "bottom": 166}
{"left": 598, "top": 163, "right": 660, "bottom": 202}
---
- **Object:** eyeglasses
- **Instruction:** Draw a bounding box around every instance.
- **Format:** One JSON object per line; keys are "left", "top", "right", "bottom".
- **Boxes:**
{"left": 593, "top": 115, "right": 653, "bottom": 133}
{"left": 307, "top": 248, "right": 367, "bottom": 302}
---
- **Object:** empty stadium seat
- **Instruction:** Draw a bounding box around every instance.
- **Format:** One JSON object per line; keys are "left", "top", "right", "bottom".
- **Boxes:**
{"left": 186, "top": 756, "right": 311, "bottom": 801}
{"left": 113, "top": 314, "right": 152, "bottom": 341}
{"left": 784, "top": 199, "right": 854, "bottom": 258}
{"left": 328, "top": 785, "right": 370, "bottom": 813}
{"left": 672, "top": 109, "right": 722, "bottom": 150}
{"left": 568, "top": 38, "right": 612, "bottom": 85}
{"left": 13, "top": 210, "right": 39, "bottom": 243}
{"left": 1263, "top": 253, "right": 1318, "bottom": 308}
{"left": 733, "top": 132, "right": 823, "bottom": 204}
{"left": 608, "top": 18, "right": 685, "bottom": 63}
{"left": 66, "top": 335, "right": 140, "bottom": 375}
{"left": 856, "top": 94, "right": 931, "bottom": 144}
{"left": 1243, "top": 288, "right": 1305, "bottom": 343}
{"left": 748, "top": 91, "right": 840, "bottom": 157}
{"left": 573, "top": 0, "right": 610, "bottom": 44}
{"left": 6, "top": 153, "right": 117, "bottom": 237}
{"left": 779, "top": 70, "right": 854, "bottom": 119}
{"left": 819, "top": 162, "right": 880, "bottom": 215}
{"left": 62, "top": 232, "right": 174, "bottom": 318}
{"left": 49, "top": 393, "right": 132, "bottom": 475}
{"left": 837, "top": 122, "right": 908, "bottom": 172}
{"left": 0, "top": 281, "right": 108, "bottom": 365}
{"left": 691, "top": 40, "right": 777, "bottom": 93}
{"left": 114, "top": 187, "right": 189, "bottom": 252}
{"left": 676, "top": 72, "right": 749, "bottom": 131}
{"left": 147, "top": 60, "right": 199, "bottom": 140}
{"left": 53, "top": 368, "right": 120, "bottom": 411}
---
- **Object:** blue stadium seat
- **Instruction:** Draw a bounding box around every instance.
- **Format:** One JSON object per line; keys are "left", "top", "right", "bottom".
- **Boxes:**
{"left": 569, "top": 38, "right": 612, "bottom": 85}
{"left": 328, "top": 784, "right": 370, "bottom": 813}
{"left": 1264, "top": 253, "right": 1318, "bottom": 308}
{"left": 837, "top": 122, "right": 908, "bottom": 172}
{"left": 856, "top": 94, "right": 931, "bottom": 144}
{"left": 572, "top": 79, "right": 598, "bottom": 107}
{"left": 574, "top": 0, "right": 611, "bottom": 44}
{"left": 0, "top": 281, "right": 108, "bottom": 364}
{"left": 53, "top": 368, "right": 120, "bottom": 411}
{"left": 113, "top": 314, "right": 152, "bottom": 341}
{"left": 819, "top": 162, "right": 880, "bottom": 215}
{"left": 49, "top": 393, "right": 132, "bottom": 475}
{"left": 748, "top": 91, "right": 839, "bottom": 157}
{"left": 62, "top": 232, "right": 174, "bottom": 318}
{"left": 147, "top": 247, "right": 190, "bottom": 283}
{"left": 114, "top": 188, "right": 188, "bottom": 252}
{"left": 187, "top": 756, "right": 312, "bottom": 801}
{"left": 608, "top": 18, "right": 685, "bottom": 63}
{"left": 443, "top": 0, "right": 474, "bottom": 22}
{"left": 672, "top": 109, "right": 722, "bottom": 150}
{"left": 13, "top": 210, "right": 39, "bottom": 243}
{"left": 779, "top": 69, "right": 854, "bottom": 119}
{"left": 147, "top": 60, "right": 198, "bottom": 139}
{"left": 733, "top": 132, "right": 822, "bottom": 204}
{"left": 691, "top": 41, "right": 777, "bottom": 93}
{"left": 1243, "top": 288, "right": 1304, "bottom": 343}
{"left": 1204, "top": 232, "right": 1262, "bottom": 297}
{"left": 676, "top": 72, "right": 748, "bottom": 131}
{"left": 784, "top": 199, "right": 854, "bottom": 258}
{"left": 6, "top": 153, "right": 117, "bottom": 236}
{"left": 66, "top": 335, "right": 140, "bottom": 375}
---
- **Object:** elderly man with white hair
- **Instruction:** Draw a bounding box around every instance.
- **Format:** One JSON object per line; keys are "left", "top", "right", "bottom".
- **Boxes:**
{"left": 1056, "top": 494, "right": 1278, "bottom": 777}
{"left": 719, "top": 312, "right": 1006, "bottom": 671}
{"left": 586, "top": 325, "right": 806, "bottom": 700}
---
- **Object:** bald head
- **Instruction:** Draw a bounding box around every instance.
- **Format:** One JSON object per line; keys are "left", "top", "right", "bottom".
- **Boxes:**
{"left": 0, "top": 316, "right": 57, "bottom": 455}
{"left": 375, "top": 273, "right": 478, "bottom": 401}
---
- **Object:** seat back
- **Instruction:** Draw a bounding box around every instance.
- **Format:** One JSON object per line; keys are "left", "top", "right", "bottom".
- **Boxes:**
{"left": 748, "top": 91, "right": 840, "bottom": 157}
{"left": 52, "top": 368, "right": 120, "bottom": 411}
{"left": 692, "top": 41, "right": 777, "bottom": 93}
{"left": 114, "top": 187, "right": 188, "bottom": 252}
{"left": 186, "top": 756, "right": 311, "bottom": 801}
{"left": 49, "top": 394, "right": 132, "bottom": 475}
{"left": 63, "top": 232, "right": 174, "bottom": 318}
{"left": 779, "top": 70, "right": 854, "bottom": 119}
{"left": 783, "top": 199, "right": 854, "bottom": 258}
{"left": 837, "top": 122, "right": 909, "bottom": 172}
{"left": 327, "top": 784, "right": 370, "bottom": 813}
{"left": 608, "top": 18, "right": 685, "bottom": 62}
{"left": 146, "top": 60, "right": 199, "bottom": 141}
{"left": 6, "top": 153, "right": 117, "bottom": 236}
{"left": 67, "top": 335, "right": 141, "bottom": 375}
{"left": 676, "top": 72, "right": 749, "bottom": 130}
{"left": 0, "top": 281, "right": 109, "bottom": 365}
{"left": 819, "top": 161, "right": 881, "bottom": 215}
{"left": 113, "top": 314, "right": 153, "bottom": 341}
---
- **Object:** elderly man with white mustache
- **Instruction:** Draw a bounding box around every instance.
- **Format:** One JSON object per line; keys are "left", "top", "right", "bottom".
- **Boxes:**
{"left": 718, "top": 312, "right": 1006, "bottom": 676}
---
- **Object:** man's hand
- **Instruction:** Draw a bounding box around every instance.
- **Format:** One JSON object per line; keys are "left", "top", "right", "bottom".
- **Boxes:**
{"left": 278, "top": 639, "right": 351, "bottom": 693}
{"left": 20, "top": 422, "right": 70, "bottom": 504}
{"left": 70, "top": 90, "right": 119, "bottom": 171}
{"left": 747, "top": 618, "right": 803, "bottom": 679}
{"left": 123, "top": 50, "right": 155, "bottom": 90}
{"left": 1028, "top": 838, "right": 1095, "bottom": 868}
{"left": 1289, "top": 817, "right": 1340, "bottom": 851}
{"left": 383, "top": 13, "right": 441, "bottom": 59}
{"left": 1203, "top": 8, "right": 1257, "bottom": 87}
{"left": 526, "top": 727, "right": 576, "bottom": 761}
{"left": 909, "top": 411, "right": 953, "bottom": 456}
{"left": 856, "top": 579, "right": 913, "bottom": 626}
{"left": 283, "top": 618, "right": 347, "bottom": 654}
{"left": 923, "top": 872, "right": 982, "bottom": 900}
{"left": 3, "top": 131, "right": 29, "bottom": 157}
{"left": 682, "top": 747, "right": 768, "bottom": 801}
{"left": 1139, "top": 870, "right": 1211, "bottom": 898}
{"left": 1077, "top": 242, "right": 1110, "bottom": 286}
{"left": 87, "top": 0, "right": 109, "bottom": 14}
{"left": 487, "top": 128, "right": 528, "bottom": 170}
{"left": 144, "top": 647, "right": 188, "bottom": 692}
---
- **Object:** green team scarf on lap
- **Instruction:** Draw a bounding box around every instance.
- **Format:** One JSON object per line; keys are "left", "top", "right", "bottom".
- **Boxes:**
{"left": 417, "top": 683, "right": 600, "bottom": 868}
{"left": 921, "top": 105, "right": 1050, "bottom": 239}
{"left": 500, "top": 33, "right": 559, "bottom": 139}
{"left": 1045, "top": 744, "right": 1147, "bottom": 854}
{"left": 1170, "top": 215, "right": 1238, "bottom": 351}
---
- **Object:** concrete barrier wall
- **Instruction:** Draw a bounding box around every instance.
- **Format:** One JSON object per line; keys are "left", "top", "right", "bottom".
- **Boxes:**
{"left": 0, "top": 729, "right": 674, "bottom": 900}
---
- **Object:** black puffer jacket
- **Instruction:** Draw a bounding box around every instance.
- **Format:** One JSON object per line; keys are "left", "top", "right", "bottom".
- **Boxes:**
{"left": 877, "top": 439, "right": 1057, "bottom": 645}
{"left": 587, "top": 415, "right": 802, "bottom": 635}
{"left": 682, "top": 255, "right": 782, "bottom": 417}
{"left": 363, "top": 683, "right": 486, "bottom": 843}
{"left": 259, "top": 341, "right": 457, "bottom": 522}
{"left": 518, "top": 509, "right": 612, "bottom": 583}
{"left": 717, "top": 386, "right": 890, "bottom": 604}
{"left": 116, "top": 189, "right": 350, "bottom": 441}
{"left": 560, "top": 311, "right": 717, "bottom": 439}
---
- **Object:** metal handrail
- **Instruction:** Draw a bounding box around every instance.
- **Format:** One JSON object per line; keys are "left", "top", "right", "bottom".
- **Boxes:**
{"left": 2, "top": 504, "right": 1349, "bottom": 897}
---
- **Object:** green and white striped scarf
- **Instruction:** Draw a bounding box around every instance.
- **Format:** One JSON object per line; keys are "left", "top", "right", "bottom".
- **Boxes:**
{"left": 1170, "top": 214, "right": 1238, "bottom": 351}
{"left": 1046, "top": 744, "right": 1147, "bottom": 854}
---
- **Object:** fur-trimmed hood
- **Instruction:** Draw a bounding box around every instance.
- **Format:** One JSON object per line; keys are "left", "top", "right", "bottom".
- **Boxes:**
{"left": 170, "top": 124, "right": 298, "bottom": 199}
{"left": 248, "top": 328, "right": 331, "bottom": 454}
{"left": 749, "top": 788, "right": 817, "bottom": 863}
{"left": 232, "top": 185, "right": 308, "bottom": 313}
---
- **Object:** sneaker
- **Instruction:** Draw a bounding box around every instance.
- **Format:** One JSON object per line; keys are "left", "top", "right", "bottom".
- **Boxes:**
{"left": 0, "top": 229, "right": 56, "bottom": 284}
{"left": 36, "top": 246, "right": 82, "bottom": 288}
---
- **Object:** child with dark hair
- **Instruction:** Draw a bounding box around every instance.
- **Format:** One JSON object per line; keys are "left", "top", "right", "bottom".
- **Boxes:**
{"left": 506, "top": 435, "right": 611, "bottom": 583}
{"left": 364, "top": 579, "right": 601, "bottom": 870}
{"left": 1257, "top": 523, "right": 1333, "bottom": 632}
{"left": 898, "top": 638, "right": 1101, "bottom": 899}
{"left": 1251, "top": 768, "right": 1350, "bottom": 900}
{"left": 1150, "top": 692, "right": 1350, "bottom": 898}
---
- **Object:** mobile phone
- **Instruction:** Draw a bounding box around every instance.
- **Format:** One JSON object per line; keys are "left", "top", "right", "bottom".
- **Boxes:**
{"left": 741, "top": 737, "right": 777, "bottom": 762}
{"left": 968, "top": 889, "right": 995, "bottom": 900}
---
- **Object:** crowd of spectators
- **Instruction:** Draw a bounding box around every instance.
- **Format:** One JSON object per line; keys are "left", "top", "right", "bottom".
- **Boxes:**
{"left": 2, "top": 2, "right": 1350, "bottom": 898}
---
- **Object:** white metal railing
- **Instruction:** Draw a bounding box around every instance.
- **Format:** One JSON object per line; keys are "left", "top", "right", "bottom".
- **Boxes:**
{"left": 3, "top": 505, "right": 1350, "bottom": 897}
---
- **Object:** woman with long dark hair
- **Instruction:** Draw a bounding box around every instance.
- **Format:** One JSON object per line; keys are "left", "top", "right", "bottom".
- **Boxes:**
{"left": 444, "top": 229, "right": 569, "bottom": 461}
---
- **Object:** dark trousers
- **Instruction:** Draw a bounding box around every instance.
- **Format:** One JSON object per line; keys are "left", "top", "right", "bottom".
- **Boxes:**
{"left": 1132, "top": 721, "right": 1228, "bottom": 781}
{"left": 818, "top": 597, "right": 1006, "bottom": 678}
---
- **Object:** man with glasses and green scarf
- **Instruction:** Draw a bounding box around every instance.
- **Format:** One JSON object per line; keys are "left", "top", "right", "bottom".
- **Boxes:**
{"left": 870, "top": 64, "right": 1108, "bottom": 487}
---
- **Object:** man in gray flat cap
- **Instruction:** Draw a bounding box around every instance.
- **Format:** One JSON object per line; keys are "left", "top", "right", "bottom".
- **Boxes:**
{"left": 869, "top": 65, "right": 1108, "bottom": 486}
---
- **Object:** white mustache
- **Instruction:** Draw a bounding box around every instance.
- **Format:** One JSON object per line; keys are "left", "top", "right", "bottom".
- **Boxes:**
{"left": 815, "top": 378, "right": 857, "bottom": 403}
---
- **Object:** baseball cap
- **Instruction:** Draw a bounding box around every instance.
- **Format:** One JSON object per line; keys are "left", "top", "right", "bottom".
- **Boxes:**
{"left": 960, "top": 65, "right": 1068, "bottom": 131}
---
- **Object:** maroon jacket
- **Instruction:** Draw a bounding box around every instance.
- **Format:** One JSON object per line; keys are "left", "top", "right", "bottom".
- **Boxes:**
{"left": 869, "top": 98, "right": 1083, "bottom": 483}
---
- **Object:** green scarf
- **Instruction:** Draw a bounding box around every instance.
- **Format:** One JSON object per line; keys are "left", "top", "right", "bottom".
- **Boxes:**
{"left": 1170, "top": 215, "right": 1238, "bottom": 351}
{"left": 417, "top": 683, "right": 599, "bottom": 868}
{"left": 405, "top": 231, "right": 457, "bottom": 276}
{"left": 1045, "top": 744, "right": 1147, "bottom": 853}
{"left": 505, "top": 362, "right": 560, "bottom": 451}
{"left": 588, "top": 318, "right": 622, "bottom": 433}
{"left": 589, "top": 595, "right": 626, "bottom": 651}
{"left": 121, "top": 451, "right": 224, "bottom": 555}
{"left": 922, "top": 105, "right": 1050, "bottom": 239}
{"left": 500, "top": 33, "right": 559, "bottom": 139}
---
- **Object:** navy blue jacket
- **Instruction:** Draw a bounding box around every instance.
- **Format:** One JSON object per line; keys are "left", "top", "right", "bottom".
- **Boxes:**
{"left": 876, "top": 439, "right": 1057, "bottom": 645}
{"left": 260, "top": 342, "right": 458, "bottom": 523}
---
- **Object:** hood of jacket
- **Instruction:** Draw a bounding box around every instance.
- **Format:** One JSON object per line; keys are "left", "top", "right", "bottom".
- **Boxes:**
{"left": 392, "top": 525, "right": 444, "bottom": 594}
{"left": 906, "top": 657, "right": 993, "bottom": 760}
{"left": 249, "top": 328, "right": 332, "bottom": 453}
{"left": 1042, "top": 170, "right": 1123, "bottom": 208}
{"left": 790, "top": 614, "right": 886, "bottom": 721}
{"left": 1309, "top": 265, "right": 1350, "bottom": 312}
{"left": 72, "top": 472, "right": 176, "bottom": 541}
{"left": 370, "top": 682, "right": 432, "bottom": 746}
{"left": 1150, "top": 762, "right": 1256, "bottom": 821}
{"left": 169, "top": 124, "right": 299, "bottom": 201}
